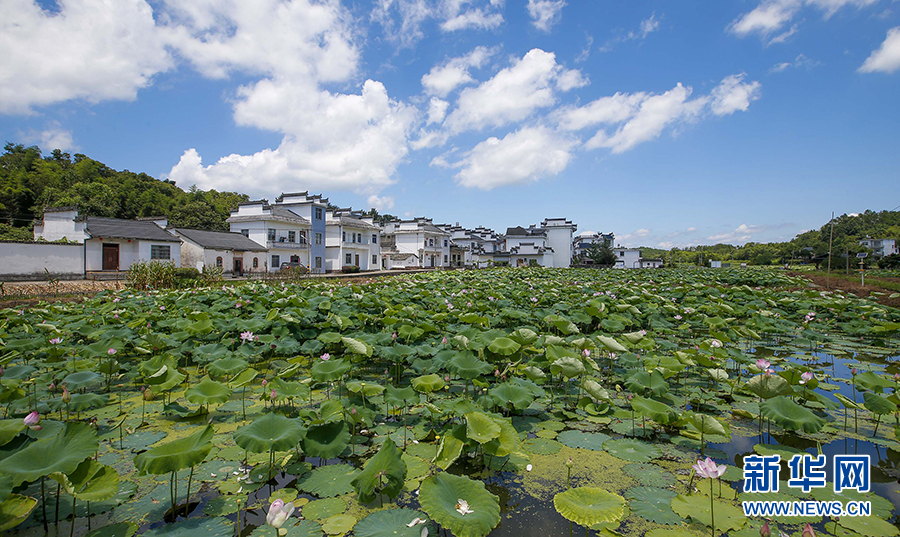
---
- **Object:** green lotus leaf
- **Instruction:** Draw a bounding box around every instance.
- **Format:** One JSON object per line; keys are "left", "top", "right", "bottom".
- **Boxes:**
{"left": 342, "top": 336, "right": 372, "bottom": 356}
{"left": 582, "top": 379, "right": 610, "bottom": 401}
{"left": 434, "top": 432, "right": 466, "bottom": 470}
{"left": 550, "top": 356, "right": 585, "bottom": 379}
{"left": 553, "top": 487, "right": 626, "bottom": 526}
{"left": 297, "top": 464, "right": 360, "bottom": 497}
{"left": 622, "top": 463, "right": 676, "bottom": 488}
{"left": 602, "top": 438, "right": 661, "bottom": 463}
{"left": 3, "top": 422, "right": 99, "bottom": 486}
{"left": 134, "top": 423, "right": 214, "bottom": 475}
{"left": 625, "top": 487, "right": 681, "bottom": 525}
{"left": 203, "top": 495, "right": 247, "bottom": 517}
{"left": 624, "top": 370, "right": 668, "bottom": 397}
{"left": 483, "top": 417, "right": 519, "bottom": 457}
{"left": 83, "top": 522, "right": 138, "bottom": 537}
{"left": 141, "top": 517, "right": 232, "bottom": 537}
{"left": 508, "top": 328, "right": 539, "bottom": 346}
{"left": 744, "top": 374, "right": 792, "bottom": 399}
{"left": 759, "top": 396, "right": 826, "bottom": 434}
{"left": 346, "top": 380, "right": 384, "bottom": 397}
{"left": 465, "top": 412, "right": 501, "bottom": 444}
{"left": 63, "top": 393, "right": 109, "bottom": 412}
{"left": 353, "top": 508, "right": 434, "bottom": 537}
{"left": 301, "top": 420, "right": 350, "bottom": 460}
{"left": 185, "top": 376, "right": 231, "bottom": 406}
{"left": 271, "top": 378, "right": 312, "bottom": 400}
{"left": 228, "top": 367, "right": 259, "bottom": 388}
{"left": 556, "top": 430, "right": 611, "bottom": 451}
{"left": 0, "top": 494, "right": 37, "bottom": 532}
{"left": 384, "top": 385, "right": 418, "bottom": 407}
{"left": 523, "top": 365, "right": 546, "bottom": 381}
{"left": 311, "top": 359, "right": 351, "bottom": 383}
{"left": 419, "top": 473, "right": 501, "bottom": 537}
{"left": 487, "top": 337, "right": 521, "bottom": 356}
{"left": 207, "top": 357, "right": 248, "bottom": 378}
{"left": 411, "top": 374, "right": 445, "bottom": 394}
{"left": 352, "top": 438, "right": 407, "bottom": 503}
{"left": 521, "top": 437, "right": 563, "bottom": 455}
{"left": 448, "top": 352, "right": 494, "bottom": 380}
{"left": 322, "top": 513, "right": 356, "bottom": 535}
{"left": 838, "top": 515, "right": 900, "bottom": 537}
{"left": 863, "top": 392, "right": 897, "bottom": 415}
{"left": 854, "top": 371, "right": 895, "bottom": 393}
{"left": 0, "top": 420, "right": 26, "bottom": 447}
{"left": 834, "top": 392, "right": 863, "bottom": 410}
{"left": 622, "top": 331, "right": 645, "bottom": 344}
{"left": 50, "top": 458, "right": 119, "bottom": 502}
{"left": 596, "top": 335, "right": 628, "bottom": 353}
{"left": 631, "top": 396, "right": 679, "bottom": 425}
{"left": 145, "top": 365, "right": 186, "bottom": 392}
{"left": 302, "top": 497, "right": 346, "bottom": 520}
{"left": 684, "top": 412, "right": 731, "bottom": 438}
{"left": 62, "top": 370, "right": 102, "bottom": 390}
{"left": 670, "top": 494, "right": 746, "bottom": 533}
{"left": 234, "top": 412, "right": 305, "bottom": 454}
{"left": 490, "top": 383, "right": 535, "bottom": 410}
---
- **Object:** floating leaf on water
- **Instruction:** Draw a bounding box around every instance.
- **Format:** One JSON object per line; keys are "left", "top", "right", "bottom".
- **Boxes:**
{"left": 322, "top": 513, "right": 356, "bottom": 535}
{"left": 670, "top": 494, "right": 745, "bottom": 533}
{"left": 353, "top": 508, "right": 434, "bottom": 537}
{"left": 419, "top": 473, "right": 501, "bottom": 537}
{"left": 553, "top": 487, "right": 626, "bottom": 527}
{"left": 556, "top": 430, "right": 611, "bottom": 451}
{"left": 602, "top": 438, "right": 661, "bottom": 463}
{"left": 625, "top": 487, "right": 680, "bottom": 525}
{"left": 296, "top": 464, "right": 360, "bottom": 498}
{"left": 303, "top": 497, "right": 346, "bottom": 520}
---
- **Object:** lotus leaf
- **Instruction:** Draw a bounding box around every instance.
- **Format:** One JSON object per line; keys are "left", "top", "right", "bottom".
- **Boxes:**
{"left": 854, "top": 371, "right": 895, "bottom": 393}
{"left": 556, "top": 430, "right": 611, "bottom": 451}
{"left": 622, "top": 463, "right": 676, "bottom": 488}
{"left": 521, "top": 437, "right": 563, "bottom": 454}
{"left": 419, "top": 473, "right": 501, "bottom": 537}
{"left": 483, "top": 417, "right": 519, "bottom": 457}
{"left": 384, "top": 385, "right": 418, "bottom": 407}
{"left": 141, "top": 517, "right": 232, "bottom": 537}
{"left": 62, "top": 370, "right": 102, "bottom": 390}
{"left": 352, "top": 438, "right": 407, "bottom": 503}
{"left": 353, "top": 508, "right": 434, "bottom": 537}
{"left": 234, "top": 412, "right": 305, "bottom": 453}
{"left": 303, "top": 497, "right": 346, "bottom": 520}
{"left": 0, "top": 494, "right": 37, "bottom": 532}
{"left": 411, "top": 374, "right": 445, "bottom": 394}
{"left": 302, "top": 420, "right": 350, "bottom": 460}
{"left": 582, "top": 379, "right": 610, "bottom": 401}
{"left": 297, "top": 464, "right": 360, "bottom": 497}
{"left": 271, "top": 377, "right": 312, "bottom": 400}
{"left": 490, "top": 382, "right": 535, "bottom": 410}
{"left": 838, "top": 515, "right": 900, "bottom": 537}
{"left": 744, "top": 374, "right": 793, "bottom": 399}
{"left": 228, "top": 367, "right": 259, "bottom": 388}
{"left": 448, "top": 352, "right": 494, "bottom": 380}
{"left": 759, "top": 396, "right": 826, "bottom": 433}
{"left": 553, "top": 487, "right": 626, "bottom": 526}
{"left": 346, "top": 380, "right": 384, "bottom": 397}
{"left": 631, "top": 395, "right": 679, "bottom": 425}
{"left": 134, "top": 424, "right": 214, "bottom": 475}
{"left": 624, "top": 370, "right": 668, "bottom": 397}
{"left": 145, "top": 365, "right": 186, "bottom": 392}
{"left": 0, "top": 420, "right": 26, "bottom": 447}
{"left": 207, "top": 357, "right": 248, "bottom": 377}
{"left": 434, "top": 432, "right": 466, "bottom": 470}
{"left": 83, "top": 522, "right": 137, "bottom": 537}
{"left": 50, "top": 458, "right": 119, "bottom": 501}
{"left": 670, "top": 494, "right": 745, "bottom": 533}
{"left": 487, "top": 336, "right": 521, "bottom": 355}
{"left": 596, "top": 335, "right": 628, "bottom": 353}
{"left": 685, "top": 412, "right": 731, "bottom": 438}
{"left": 311, "top": 359, "right": 351, "bottom": 383}
{"left": 185, "top": 376, "right": 231, "bottom": 406}
{"left": 465, "top": 412, "right": 501, "bottom": 444}
{"left": 3, "top": 422, "right": 99, "bottom": 486}
{"left": 863, "top": 392, "right": 897, "bottom": 415}
{"left": 550, "top": 356, "right": 585, "bottom": 379}
{"left": 602, "top": 438, "right": 661, "bottom": 462}
{"left": 322, "top": 513, "right": 356, "bottom": 535}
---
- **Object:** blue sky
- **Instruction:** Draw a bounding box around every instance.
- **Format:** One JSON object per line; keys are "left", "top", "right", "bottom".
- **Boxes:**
{"left": 2, "top": 0, "right": 899, "bottom": 247}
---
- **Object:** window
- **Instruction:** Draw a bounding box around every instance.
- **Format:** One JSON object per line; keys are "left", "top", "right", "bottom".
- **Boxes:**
{"left": 288, "top": 231, "right": 296, "bottom": 242}
{"left": 299, "top": 231, "right": 307, "bottom": 244}
{"left": 444, "top": 255, "right": 448, "bottom": 263}
{"left": 429, "top": 238, "right": 434, "bottom": 247}
{"left": 372, "top": 234, "right": 377, "bottom": 244}
{"left": 345, "top": 253, "right": 353, "bottom": 264}
{"left": 272, "top": 255, "right": 280, "bottom": 267}
{"left": 444, "top": 240, "right": 448, "bottom": 247}
{"left": 268, "top": 229, "right": 276, "bottom": 242}
{"left": 342, "top": 231, "right": 346, "bottom": 242}
{"left": 150, "top": 245, "right": 170, "bottom": 260}
{"left": 315, "top": 257, "right": 322, "bottom": 269}
{"left": 290, "top": 255, "right": 299, "bottom": 263}
{"left": 216, "top": 256, "right": 223, "bottom": 267}
{"left": 372, "top": 254, "right": 377, "bottom": 264}
{"left": 619, "top": 251, "right": 624, "bottom": 257}
{"left": 357, "top": 233, "right": 362, "bottom": 243}
{"left": 252, "top": 257, "right": 258, "bottom": 268}
{"left": 315, "top": 233, "right": 322, "bottom": 245}
{"left": 351, "top": 233, "right": 356, "bottom": 243}
{"left": 240, "top": 229, "right": 249, "bottom": 237}
{"left": 315, "top": 207, "right": 323, "bottom": 220}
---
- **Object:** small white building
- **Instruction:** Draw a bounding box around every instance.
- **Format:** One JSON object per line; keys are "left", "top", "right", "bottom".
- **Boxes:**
{"left": 612, "top": 248, "right": 642, "bottom": 269}
{"left": 171, "top": 228, "right": 267, "bottom": 276}
{"left": 33, "top": 207, "right": 181, "bottom": 273}
{"left": 381, "top": 218, "right": 450, "bottom": 269}
{"left": 541, "top": 218, "right": 578, "bottom": 268}
{"left": 859, "top": 238, "right": 898, "bottom": 258}
{"left": 325, "top": 209, "right": 381, "bottom": 271}
{"left": 640, "top": 258, "right": 664, "bottom": 269}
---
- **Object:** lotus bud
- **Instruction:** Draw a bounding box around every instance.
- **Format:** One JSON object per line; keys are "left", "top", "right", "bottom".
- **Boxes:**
{"left": 392, "top": 332, "right": 398, "bottom": 340}
{"left": 143, "top": 388, "right": 154, "bottom": 401}
{"left": 49, "top": 382, "right": 56, "bottom": 392}
{"left": 266, "top": 499, "right": 295, "bottom": 529}
{"left": 24, "top": 411, "right": 40, "bottom": 427}
{"left": 270, "top": 389, "right": 277, "bottom": 400}
{"left": 442, "top": 336, "right": 448, "bottom": 345}
{"left": 261, "top": 379, "right": 268, "bottom": 388}
{"left": 445, "top": 375, "right": 451, "bottom": 382}
{"left": 320, "top": 353, "right": 330, "bottom": 361}
{"left": 62, "top": 386, "right": 71, "bottom": 403}
{"left": 760, "top": 521, "right": 771, "bottom": 537}
{"left": 494, "top": 370, "right": 500, "bottom": 377}
{"left": 801, "top": 523, "right": 816, "bottom": 537}
{"left": 566, "top": 457, "right": 573, "bottom": 468}
{"left": 350, "top": 407, "right": 357, "bottom": 415}
{"left": 107, "top": 348, "right": 117, "bottom": 355}
{"left": 851, "top": 368, "right": 858, "bottom": 376}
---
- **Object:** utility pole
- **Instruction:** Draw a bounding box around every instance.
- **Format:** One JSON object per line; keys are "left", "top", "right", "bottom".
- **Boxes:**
{"left": 826, "top": 212, "right": 834, "bottom": 289}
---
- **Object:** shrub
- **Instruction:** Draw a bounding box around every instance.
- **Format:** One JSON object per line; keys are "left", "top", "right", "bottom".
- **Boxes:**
{"left": 128, "top": 260, "right": 177, "bottom": 290}
{"left": 341, "top": 265, "right": 361, "bottom": 273}
{"left": 175, "top": 267, "right": 200, "bottom": 279}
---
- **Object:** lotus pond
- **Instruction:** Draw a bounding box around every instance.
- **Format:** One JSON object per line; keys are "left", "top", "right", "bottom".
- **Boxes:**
{"left": 1, "top": 267, "right": 899, "bottom": 537}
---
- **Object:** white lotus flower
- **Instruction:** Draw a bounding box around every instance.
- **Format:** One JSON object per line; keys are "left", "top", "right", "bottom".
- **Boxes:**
{"left": 266, "top": 499, "right": 295, "bottom": 528}
{"left": 526, "top": 464, "right": 533, "bottom": 472}
{"left": 407, "top": 517, "right": 426, "bottom": 527}
{"left": 455, "top": 499, "right": 474, "bottom": 516}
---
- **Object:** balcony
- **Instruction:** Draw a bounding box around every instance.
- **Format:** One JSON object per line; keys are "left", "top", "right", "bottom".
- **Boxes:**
{"left": 267, "top": 240, "right": 309, "bottom": 250}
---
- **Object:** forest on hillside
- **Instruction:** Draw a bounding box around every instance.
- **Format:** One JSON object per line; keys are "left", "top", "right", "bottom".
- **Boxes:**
{"left": 0, "top": 143, "right": 248, "bottom": 240}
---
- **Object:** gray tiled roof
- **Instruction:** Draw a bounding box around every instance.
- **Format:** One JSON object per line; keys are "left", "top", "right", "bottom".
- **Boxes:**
{"left": 84, "top": 217, "right": 180, "bottom": 242}
{"left": 226, "top": 206, "right": 310, "bottom": 225}
{"left": 173, "top": 228, "right": 267, "bottom": 251}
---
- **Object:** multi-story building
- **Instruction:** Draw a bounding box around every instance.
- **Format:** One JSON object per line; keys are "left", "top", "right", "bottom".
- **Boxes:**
{"left": 381, "top": 218, "right": 451, "bottom": 269}
{"left": 325, "top": 209, "right": 381, "bottom": 271}
{"left": 859, "top": 237, "right": 898, "bottom": 258}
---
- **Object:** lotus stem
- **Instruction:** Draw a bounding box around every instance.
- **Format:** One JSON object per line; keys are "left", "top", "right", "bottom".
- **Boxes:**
{"left": 41, "top": 477, "right": 48, "bottom": 533}
{"left": 55, "top": 482, "right": 60, "bottom": 528}
{"left": 709, "top": 481, "right": 715, "bottom": 537}
{"left": 185, "top": 465, "right": 194, "bottom": 518}
{"left": 70, "top": 497, "right": 76, "bottom": 537}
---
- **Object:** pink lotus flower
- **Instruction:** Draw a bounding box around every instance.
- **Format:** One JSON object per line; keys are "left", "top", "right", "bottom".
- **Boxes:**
{"left": 107, "top": 348, "right": 117, "bottom": 355}
{"left": 23, "top": 411, "right": 41, "bottom": 430}
{"left": 442, "top": 336, "right": 448, "bottom": 345}
{"left": 756, "top": 359, "right": 771, "bottom": 371}
{"left": 240, "top": 331, "right": 256, "bottom": 342}
{"left": 710, "top": 339, "right": 723, "bottom": 348}
{"left": 159, "top": 306, "right": 165, "bottom": 311}
{"left": 235, "top": 302, "right": 242, "bottom": 308}
{"left": 261, "top": 379, "right": 268, "bottom": 387}
{"left": 675, "top": 315, "right": 682, "bottom": 320}
{"left": 799, "top": 371, "right": 814, "bottom": 384}
{"left": 49, "top": 337, "right": 61, "bottom": 345}
{"left": 270, "top": 389, "right": 276, "bottom": 400}
{"left": 582, "top": 349, "right": 591, "bottom": 358}
{"left": 320, "top": 353, "right": 330, "bottom": 361}
{"left": 692, "top": 456, "right": 726, "bottom": 479}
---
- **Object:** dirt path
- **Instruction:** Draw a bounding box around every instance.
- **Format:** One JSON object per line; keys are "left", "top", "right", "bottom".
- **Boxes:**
{"left": 790, "top": 271, "right": 900, "bottom": 308}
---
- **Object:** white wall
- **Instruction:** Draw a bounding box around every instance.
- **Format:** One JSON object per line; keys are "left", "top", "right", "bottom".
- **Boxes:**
{"left": 85, "top": 239, "right": 180, "bottom": 271}
{"left": 1, "top": 242, "right": 84, "bottom": 280}
{"left": 546, "top": 227, "right": 573, "bottom": 268}
{"left": 34, "top": 210, "right": 88, "bottom": 242}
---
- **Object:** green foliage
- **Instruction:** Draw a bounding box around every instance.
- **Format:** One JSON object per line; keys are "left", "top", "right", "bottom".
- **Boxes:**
{"left": 128, "top": 260, "right": 177, "bottom": 290}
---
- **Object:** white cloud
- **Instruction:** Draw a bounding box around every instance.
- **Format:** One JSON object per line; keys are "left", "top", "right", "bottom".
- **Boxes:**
{"left": 453, "top": 126, "right": 575, "bottom": 190}
{"left": 445, "top": 48, "right": 584, "bottom": 132}
{"left": 729, "top": 0, "right": 879, "bottom": 43}
{"left": 371, "top": 0, "right": 505, "bottom": 45}
{"left": 0, "top": 0, "right": 173, "bottom": 114}
{"left": 527, "top": 0, "right": 566, "bottom": 32}
{"left": 599, "top": 13, "right": 661, "bottom": 52}
{"left": 859, "top": 26, "right": 900, "bottom": 73}
{"left": 623, "top": 228, "right": 651, "bottom": 240}
{"left": 575, "top": 34, "right": 594, "bottom": 63}
{"left": 427, "top": 97, "right": 450, "bottom": 124}
{"left": 769, "top": 53, "right": 820, "bottom": 72}
{"left": 707, "top": 224, "right": 762, "bottom": 243}
{"left": 370, "top": 0, "right": 432, "bottom": 48}
{"left": 555, "top": 92, "right": 648, "bottom": 131}
{"left": 710, "top": 73, "right": 762, "bottom": 115}
{"left": 556, "top": 69, "right": 589, "bottom": 91}
{"left": 23, "top": 122, "right": 77, "bottom": 152}
{"left": 441, "top": 8, "right": 504, "bottom": 31}
{"left": 421, "top": 46, "right": 495, "bottom": 97}
{"left": 586, "top": 83, "right": 708, "bottom": 153}
{"left": 169, "top": 79, "right": 416, "bottom": 197}
{"left": 367, "top": 194, "right": 395, "bottom": 211}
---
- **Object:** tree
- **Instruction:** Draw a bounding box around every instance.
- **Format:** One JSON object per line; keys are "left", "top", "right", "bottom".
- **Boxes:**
{"left": 586, "top": 243, "right": 617, "bottom": 267}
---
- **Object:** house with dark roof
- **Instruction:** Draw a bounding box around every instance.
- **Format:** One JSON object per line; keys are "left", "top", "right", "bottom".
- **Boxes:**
{"left": 33, "top": 208, "right": 181, "bottom": 272}
{"left": 226, "top": 197, "right": 323, "bottom": 273}
{"left": 171, "top": 228, "right": 267, "bottom": 276}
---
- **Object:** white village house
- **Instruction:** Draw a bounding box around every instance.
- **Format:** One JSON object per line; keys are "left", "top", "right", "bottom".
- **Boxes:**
{"left": 381, "top": 218, "right": 451, "bottom": 269}
{"left": 171, "top": 227, "right": 268, "bottom": 276}
{"left": 33, "top": 207, "right": 181, "bottom": 273}
{"left": 858, "top": 237, "right": 898, "bottom": 258}
{"left": 325, "top": 209, "right": 381, "bottom": 271}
